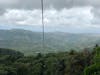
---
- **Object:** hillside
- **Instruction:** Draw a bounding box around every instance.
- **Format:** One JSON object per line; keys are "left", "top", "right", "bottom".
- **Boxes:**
{"left": 0, "top": 29, "right": 100, "bottom": 55}
{"left": 0, "top": 47, "right": 94, "bottom": 75}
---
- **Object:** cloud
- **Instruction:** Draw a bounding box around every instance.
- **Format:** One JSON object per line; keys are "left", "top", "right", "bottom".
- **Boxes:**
{"left": 0, "top": 0, "right": 100, "bottom": 10}
{"left": 0, "top": 0, "right": 99, "bottom": 20}
{"left": 0, "top": 7, "right": 93, "bottom": 27}
{"left": 91, "top": 7, "right": 100, "bottom": 25}
{"left": 0, "top": 9, "right": 41, "bottom": 25}
{"left": 0, "top": 0, "right": 100, "bottom": 33}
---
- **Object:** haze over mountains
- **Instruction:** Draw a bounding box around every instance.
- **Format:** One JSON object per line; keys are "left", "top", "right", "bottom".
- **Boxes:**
{"left": 0, "top": 25, "right": 100, "bottom": 55}
{"left": 1, "top": 25, "right": 100, "bottom": 33}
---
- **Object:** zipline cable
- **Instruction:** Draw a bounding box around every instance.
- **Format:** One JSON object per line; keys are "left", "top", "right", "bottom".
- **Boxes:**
{"left": 41, "top": 0, "right": 45, "bottom": 50}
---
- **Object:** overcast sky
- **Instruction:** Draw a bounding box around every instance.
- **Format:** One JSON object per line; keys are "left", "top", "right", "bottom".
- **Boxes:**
{"left": 0, "top": 0, "right": 100, "bottom": 33}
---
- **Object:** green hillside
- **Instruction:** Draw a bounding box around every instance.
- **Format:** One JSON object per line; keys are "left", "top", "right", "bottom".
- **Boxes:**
{"left": 0, "top": 29, "right": 100, "bottom": 55}
{"left": 0, "top": 47, "right": 94, "bottom": 75}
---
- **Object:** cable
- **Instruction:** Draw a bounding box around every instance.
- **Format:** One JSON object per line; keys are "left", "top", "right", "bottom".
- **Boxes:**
{"left": 41, "top": 0, "right": 45, "bottom": 50}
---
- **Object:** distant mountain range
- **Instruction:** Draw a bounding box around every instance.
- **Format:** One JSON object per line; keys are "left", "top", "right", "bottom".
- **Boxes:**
{"left": 0, "top": 29, "right": 100, "bottom": 55}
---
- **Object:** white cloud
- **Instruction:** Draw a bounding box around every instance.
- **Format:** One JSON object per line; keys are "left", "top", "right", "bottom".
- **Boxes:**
{"left": 0, "top": 7, "right": 94, "bottom": 28}
{"left": 0, "top": 0, "right": 100, "bottom": 33}
{"left": 0, "top": 9, "right": 42, "bottom": 25}
{"left": 44, "top": 7, "right": 93, "bottom": 27}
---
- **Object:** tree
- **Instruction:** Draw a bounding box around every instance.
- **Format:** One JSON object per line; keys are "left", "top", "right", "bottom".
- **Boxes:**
{"left": 84, "top": 46, "right": 100, "bottom": 75}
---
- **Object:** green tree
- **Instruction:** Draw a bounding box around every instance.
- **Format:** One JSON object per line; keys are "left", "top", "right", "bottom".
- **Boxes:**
{"left": 84, "top": 46, "right": 100, "bottom": 75}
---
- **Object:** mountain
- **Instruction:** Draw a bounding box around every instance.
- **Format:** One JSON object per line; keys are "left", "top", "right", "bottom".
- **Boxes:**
{"left": 0, "top": 29, "right": 100, "bottom": 55}
{"left": 0, "top": 48, "right": 24, "bottom": 57}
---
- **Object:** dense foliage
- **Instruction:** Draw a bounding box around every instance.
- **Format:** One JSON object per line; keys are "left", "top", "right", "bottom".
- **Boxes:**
{"left": 84, "top": 45, "right": 100, "bottom": 75}
{"left": 0, "top": 47, "right": 96, "bottom": 75}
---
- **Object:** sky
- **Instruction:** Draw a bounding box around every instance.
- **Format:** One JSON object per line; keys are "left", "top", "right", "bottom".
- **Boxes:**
{"left": 0, "top": 0, "right": 100, "bottom": 33}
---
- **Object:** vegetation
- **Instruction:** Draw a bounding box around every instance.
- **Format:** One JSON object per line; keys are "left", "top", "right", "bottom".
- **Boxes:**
{"left": 0, "top": 29, "right": 100, "bottom": 55}
{"left": 84, "top": 45, "right": 100, "bottom": 75}
{"left": 0, "top": 46, "right": 98, "bottom": 75}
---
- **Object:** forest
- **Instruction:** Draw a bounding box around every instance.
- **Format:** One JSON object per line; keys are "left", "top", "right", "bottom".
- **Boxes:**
{"left": 0, "top": 29, "right": 100, "bottom": 55}
{"left": 0, "top": 45, "right": 100, "bottom": 75}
